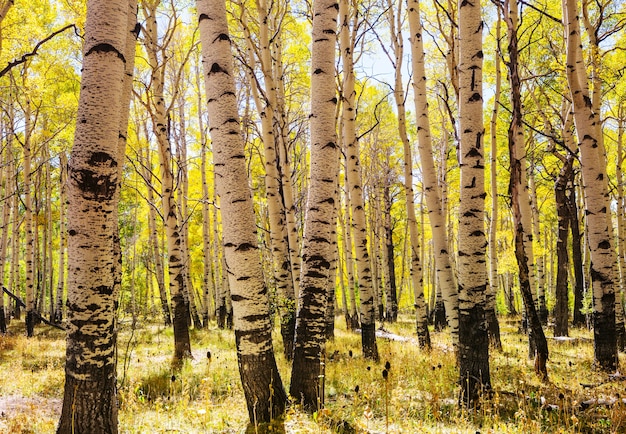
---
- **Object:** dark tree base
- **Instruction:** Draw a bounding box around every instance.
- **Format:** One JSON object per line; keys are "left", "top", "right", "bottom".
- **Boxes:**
{"left": 0, "top": 309, "right": 5, "bottom": 334}
{"left": 485, "top": 307, "right": 502, "bottom": 351}
{"left": 238, "top": 348, "right": 287, "bottom": 423}
{"left": 433, "top": 300, "right": 447, "bottom": 331}
{"left": 172, "top": 293, "right": 192, "bottom": 365}
{"left": 281, "top": 315, "right": 296, "bottom": 360}
{"left": 26, "top": 310, "right": 35, "bottom": 337}
{"left": 594, "top": 307, "right": 618, "bottom": 371}
{"left": 290, "top": 347, "right": 324, "bottom": 411}
{"left": 416, "top": 314, "right": 431, "bottom": 350}
{"left": 57, "top": 371, "right": 118, "bottom": 434}
{"left": 361, "top": 322, "right": 379, "bottom": 361}
{"left": 349, "top": 314, "right": 360, "bottom": 331}
{"left": 217, "top": 305, "right": 226, "bottom": 329}
{"left": 458, "top": 304, "right": 491, "bottom": 407}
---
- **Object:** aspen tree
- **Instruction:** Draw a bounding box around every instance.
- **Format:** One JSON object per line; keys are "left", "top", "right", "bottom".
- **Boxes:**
{"left": 564, "top": 0, "right": 618, "bottom": 370}
{"left": 239, "top": 2, "right": 297, "bottom": 358}
{"left": 503, "top": 0, "right": 548, "bottom": 373}
{"left": 457, "top": 0, "right": 491, "bottom": 404}
{"left": 137, "top": 131, "right": 172, "bottom": 326}
{"left": 141, "top": 0, "right": 192, "bottom": 361}
{"left": 383, "top": 0, "right": 412, "bottom": 325}
{"left": 57, "top": 1, "right": 136, "bottom": 431}
{"left": 582, "top": 0, "right": 626, "bottom": 349}
{"left": 408, "top": 0, "right": 460, "bottom": 347}
{"left": 487, "top": 6, "right": 503, "bottom": 348}
{"left": 340, "top": 0, "right": 378, "bottom": 359}
{"left": 0, "top": 135, "right": 9, "bottom": 332}
{"left": 197, "top": 0, "right": 287, "bottom": 423}
{"left": 23, "top": 91, "right": 35, "bottom": 337}
{"left": 290, "top": 0, "right": 340, "bottom": 410}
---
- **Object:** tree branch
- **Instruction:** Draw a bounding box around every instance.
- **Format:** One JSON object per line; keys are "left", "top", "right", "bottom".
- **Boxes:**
{"left": 0, "top": 24, "right": 78, "bottom": 78}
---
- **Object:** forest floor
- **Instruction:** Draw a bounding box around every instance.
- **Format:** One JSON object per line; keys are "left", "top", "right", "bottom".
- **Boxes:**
{"left": 0, "top": 314, "right": 625, "bottom": 433}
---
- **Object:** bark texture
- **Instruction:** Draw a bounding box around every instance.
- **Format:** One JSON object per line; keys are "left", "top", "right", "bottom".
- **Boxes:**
{"left": 340, "top": 0, "right": 378, "bottom": 359}
{"left": 290, "top": 0, "right": 339, "bottom": 410}
{"left": 57, "top": 1, "right": 135, "bottom": 432}
{"left": 408, "top": 0, "right": 459, "bottom": 347}
{"left": 198, "top": 0, "right": 287, "bottom": 424}
{"left": 457, "top": 0, "right": 491, "bottom": 405}
{"left": 564, "top": 0, "right": 618, "bottom": 370}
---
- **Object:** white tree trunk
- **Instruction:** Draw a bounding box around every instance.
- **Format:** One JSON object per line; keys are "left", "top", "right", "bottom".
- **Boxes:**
{"left": 564, "top": 0, "right": 618, "bottom": 370}
{"left": 58, "top": 1, "right": 135, "bottom": 431}
{"left": 457, "top": 0, "right": 491, "bottom": 404}
{"left": 340, "top": 0, "right": 378, "bottom": 359}
{"left": 290, "top": 0, "right": 339, "bottom": 410}
{"left": 408, "top": 0, "right": 459, "bottom": 346}
{"left": 198, "top": 0, "right": 287, "bottom": 423}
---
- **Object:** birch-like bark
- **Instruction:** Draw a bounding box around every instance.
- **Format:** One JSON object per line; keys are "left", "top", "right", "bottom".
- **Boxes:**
{"left": 386, "top": 0, "right": 412, "bottom": 327}
{"left": 504, "top": 0, "right": 547, "bottom": 370}
{"left": 408, "top": 0, "right": 460, "bottom": 347}
{"left": 54, "top": 153, "right": 67, "bottom": 323}
{"left": 290, "top": 0, "right": 339, "bottom": 410}
{"left": 57, "top": 1, "right": 134, "bottom": 431}
{"left": 341, "top": 175, "right": 360, "bottom": 329}
{"left": 340, "top": 0, "right": 377, "bottom": 359}
{"left": 554, "top": 153, "right": 573, "bottom": 337}
{"left": 457, "top": 0, "right": 491, "bottom": 404}
{"left": 142, "top": 0, "right": 191, "bottom": 361}
{"left": 486, "top": 6, "right": 502, "bottom": 348}
{"left": 240, "top": 3, "right": 297, "bottom": 358}
{"left": 0, "top": 134, "right": 10, "bottom": 332}
{"left": 564, "top": 0, "right": 618, "bottom": 370}
{"left": 198, "top": 0, "right": 287, "bottom": 423}
{"left": 23, "top": 95, "right": 35, "bottom": 337}
{"left": 198, "top": 78, "right": 215, "bottom": 323}
{"left": 582, "top": 0, "right": 626, "bottom": 349}
{"left": 143, "top": 142, "right": 171, "bottom": 326}
{"left": 616, "top": 113, "right": 626, "bottom": 349}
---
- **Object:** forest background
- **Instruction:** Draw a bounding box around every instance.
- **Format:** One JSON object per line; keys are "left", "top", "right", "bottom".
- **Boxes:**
{"left": 1, "top": 0, "right": 626, "bottom": 432}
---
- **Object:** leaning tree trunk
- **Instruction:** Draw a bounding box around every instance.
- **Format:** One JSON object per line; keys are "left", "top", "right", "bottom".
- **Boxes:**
{"left": 141, "top": 143, "right": 171, "bottom": 326}
{"left": 290, "top": 0, "right": 339, "bottom": 411}
{"left": 504, "top": 0, "right": 547, "bottom": 366}
{"left": 564, "top": 0, "right": 618, "bottom": 371}
{"left": 485, "top": 6, "right": 503, "bottom": 349}
{"left": 240, "top": 4, "right": 297, "bottom": 358}
{"left": 57, "top": 1, "right": 136, "bottom": 432}
{"left": 197, "top": 0, "right": 288, "bottom": 425}
{"left": 340, "top": 0, "right": 377, "bottom": 359}
{"left": 142, "top": 0, "right": 191, "bottom": 362}
{"left": 457, "top": 0, "right": 491, "bottom": 405}
{"left": 408, "top": 0, "right": 460, "bottom": 347}
{"left": 341, "top": 179, "right": 360, "bottom": 330}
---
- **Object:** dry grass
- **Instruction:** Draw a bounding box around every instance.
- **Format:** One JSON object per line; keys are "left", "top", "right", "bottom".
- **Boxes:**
{"left": 0, "top": 315, "right": 625, "bottom": 433}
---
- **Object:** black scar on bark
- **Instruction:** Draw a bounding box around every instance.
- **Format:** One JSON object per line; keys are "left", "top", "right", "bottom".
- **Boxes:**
{"left": 598, "top": 240, "right": 611, "bottom": 249}
{"left": 85, "top": 43, "right": 125, "bottom": 63}
{"left": 198, "top": 13, "right": 211, "bottom": 22}
{"left": 465, "top": 148, "right": 482, "bottom": 158}
{"left": 235, "top": 243, "right": 255, "bottom": 252}
{"left": 307, "top": 255, "right": 331, "bottom": 269}
{"left": 214, "top": 33, "right": 230, "bottom": 43}
{"left": 209, "top": 63, "right": 228, "bottom": 75}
